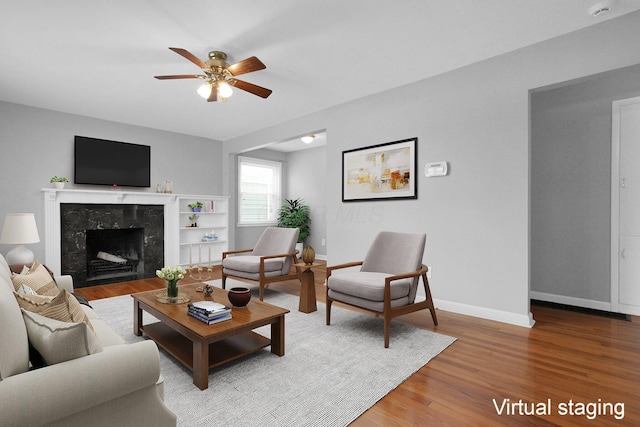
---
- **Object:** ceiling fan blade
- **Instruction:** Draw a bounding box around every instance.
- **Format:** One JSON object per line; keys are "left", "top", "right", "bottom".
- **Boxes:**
{"left": 230, "top": 79, "right": 272, "bottom": 98}
{"left": 168, "top": 47, "right": 206, "bottom": 69}
{"left": 154, "top": 74, "right": 205, "bottom": 80}
{"left": 227, "top": 56, "right": 266, "bottom": 76}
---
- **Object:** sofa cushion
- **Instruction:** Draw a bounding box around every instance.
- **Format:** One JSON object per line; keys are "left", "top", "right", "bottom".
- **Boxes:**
{"left": 0, "top": 267, "right": 30, "bottom": 380}
{"left": 21, "top": 310, "right": 103, "bottom": 365}
{"left": 0, "top": 254, "right": 14, "bottom": 291}
{"left": 14, "top": 289, "right": 95, "bottom": 333}
{"left": 82, "top": 306, "right": 126, "bottom": 347}
{"left": 10, "top": 260, "right": 58, "bottom": 297}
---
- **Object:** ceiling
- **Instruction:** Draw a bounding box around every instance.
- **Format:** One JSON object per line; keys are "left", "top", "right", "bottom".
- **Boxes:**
{"left": 2, "top": 1, "right": 639, "bottom": 142}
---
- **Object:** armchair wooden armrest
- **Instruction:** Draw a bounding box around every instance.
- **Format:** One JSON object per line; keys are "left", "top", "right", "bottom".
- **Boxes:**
{"left": 259, "top": 249, "right": 299, "bottom": 261}
{"left": 222, "top": 248, "right": 253, "bottom": 260}
{"left": 384, "top": 264, "right": 428, "bottom": 285}
{"left": 326, "top": 261, "right": 364, "bottom": 278}
{"left": 383, "top": 264, "right": 429, "bottom": 303}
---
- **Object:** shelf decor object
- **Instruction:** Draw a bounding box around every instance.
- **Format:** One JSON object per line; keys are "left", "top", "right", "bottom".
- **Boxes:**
{"left": 302, "top": 245, "right": 316, "bottom": 264}
{"left": 342, "top": 137, "right": 418, "bottom": 202}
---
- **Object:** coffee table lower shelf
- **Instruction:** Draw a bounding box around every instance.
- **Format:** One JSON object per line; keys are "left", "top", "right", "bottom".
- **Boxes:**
{"left": 140, "top": 322, "right": 271, "bottom": 370}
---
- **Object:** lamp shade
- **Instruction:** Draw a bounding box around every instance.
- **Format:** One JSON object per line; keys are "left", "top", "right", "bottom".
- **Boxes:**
{"left": 0, "top": 213, "right": 40, "bottom": 244}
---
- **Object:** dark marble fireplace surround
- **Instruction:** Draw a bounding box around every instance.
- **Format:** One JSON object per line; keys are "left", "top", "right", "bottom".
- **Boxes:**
{"left": 61, "top": 203, "right": 164, "bottom": 288}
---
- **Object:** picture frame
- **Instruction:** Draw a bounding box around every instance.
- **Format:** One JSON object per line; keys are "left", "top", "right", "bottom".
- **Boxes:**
{"left": 342, "top": 137, "right": 417, "bottom": 202}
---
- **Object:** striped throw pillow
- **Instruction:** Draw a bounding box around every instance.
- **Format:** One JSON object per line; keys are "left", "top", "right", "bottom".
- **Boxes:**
{"left": 10, "top": 260, "right": 58, "bottom": 297}
{"left": 14, "top": 289, "right": 95, "bottom": 333}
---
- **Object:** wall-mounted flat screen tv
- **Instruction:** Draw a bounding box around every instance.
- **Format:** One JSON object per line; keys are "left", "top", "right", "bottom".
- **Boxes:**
{"left": 74, "top": 136, "right": 151, "bottom": 187}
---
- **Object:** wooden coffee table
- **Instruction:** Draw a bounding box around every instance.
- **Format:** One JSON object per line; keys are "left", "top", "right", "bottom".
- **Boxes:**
{"left": 132, "top": 283, "right": 289, "bottom": 390}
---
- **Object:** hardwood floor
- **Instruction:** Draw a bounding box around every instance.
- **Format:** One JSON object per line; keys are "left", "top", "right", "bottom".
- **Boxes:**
{"left": 76, "top": 263, "right": 640, "bottom": 426}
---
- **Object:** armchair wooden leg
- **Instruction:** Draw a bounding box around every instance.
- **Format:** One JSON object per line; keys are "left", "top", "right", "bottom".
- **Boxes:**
{"left": 423, "top": 272, "right": 438, "bottom": 326}
{"left": 259, "top": 284, "right": 265, "bottom": 301}
{"left": 384, "top": 316, "right": 390, "bottom": 348}
{"left": 221, "top": 275, "right": 227, "bottom": 289}
{"left": 326, "top": 298, "right": 332, "bottom": 325}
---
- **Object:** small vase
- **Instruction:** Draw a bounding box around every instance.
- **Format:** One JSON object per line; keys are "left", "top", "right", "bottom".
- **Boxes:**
{"left": 167, "top": 279, "right": 179, "bottom": 299}
{"left": 54, "top": 182, "right": 65, "bottom": 189}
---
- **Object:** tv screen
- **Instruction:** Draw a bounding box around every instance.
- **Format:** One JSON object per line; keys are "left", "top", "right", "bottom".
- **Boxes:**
{"left": 74, "top": 136, "right": 151, "bottom": 187}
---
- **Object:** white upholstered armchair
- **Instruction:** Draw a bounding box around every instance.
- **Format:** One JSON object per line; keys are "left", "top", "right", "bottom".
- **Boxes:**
{"left": 221, "top": 227, "right": 300, "bottom": 301}
{"left": 325, "top": 231, "right": 438, "bottom": 348}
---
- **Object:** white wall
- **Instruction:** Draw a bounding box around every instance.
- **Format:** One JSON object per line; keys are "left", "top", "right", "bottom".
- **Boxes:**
{"left": 0, "top": 101, "right": 223, "bottom": 263}
{"left": 223, "top": 12, "right": 640, "bottom": 326}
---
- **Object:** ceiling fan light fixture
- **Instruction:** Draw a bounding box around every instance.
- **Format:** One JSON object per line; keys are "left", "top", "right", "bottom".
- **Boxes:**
{"left": 301, "top": 135, "right": 315, "bottom": 144}
{"left": 218, "top": 80, "right": 233, "bottom": 98}
{"left": 197, "top": 81, "right": 213, "bottom": 99}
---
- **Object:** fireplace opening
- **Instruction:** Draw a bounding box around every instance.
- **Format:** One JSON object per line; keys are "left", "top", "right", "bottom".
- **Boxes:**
{"left": 60, "top": 203, "right": 164, "bottom": 288}
{"left": 86, "top": 228, "right": 144, "bottom": 284}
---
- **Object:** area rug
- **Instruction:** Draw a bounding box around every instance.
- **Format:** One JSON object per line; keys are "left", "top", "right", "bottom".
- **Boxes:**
{"left": 90, "top": 280, "right": 455, "bottom": 427}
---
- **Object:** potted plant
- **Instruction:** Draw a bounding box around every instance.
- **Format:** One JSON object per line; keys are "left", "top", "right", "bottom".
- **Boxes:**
{"left": 189, "top": 213, "right": 199, "bottom": 227}
{"left": 50, "top": 176, "right": 69, "bottom": 189}
{"left": 188, "top": 201, "right": 203, "bottom": 212}
{"left": 277, "top": 198, "right": 311, "bottom": 252}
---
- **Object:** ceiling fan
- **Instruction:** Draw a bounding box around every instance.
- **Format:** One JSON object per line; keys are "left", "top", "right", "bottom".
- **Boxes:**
{"left": 154, "top": 47, "right": 272, "bottom": 102}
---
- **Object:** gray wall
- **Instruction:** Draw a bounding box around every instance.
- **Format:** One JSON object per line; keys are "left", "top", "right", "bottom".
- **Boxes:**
{"left": 286, "top": 145, "right": 327, "bottom": 257}
{"left": 223, "top": 12, "right": 640, "bottom": 326}
{"left": 531, "top": 63, "right": 640, "bottom": 305}
{"left": 0, "top": 101, "right": 223, "bottom": 262}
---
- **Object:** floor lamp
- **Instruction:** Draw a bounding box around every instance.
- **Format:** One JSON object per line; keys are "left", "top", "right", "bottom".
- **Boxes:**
{"left": 0, "top": 213, "right": 40, "bottom": 268}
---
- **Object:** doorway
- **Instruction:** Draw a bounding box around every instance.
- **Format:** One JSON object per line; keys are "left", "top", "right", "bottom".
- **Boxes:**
{"left": 611, "top": 96, "right": 640, "bottom": 315}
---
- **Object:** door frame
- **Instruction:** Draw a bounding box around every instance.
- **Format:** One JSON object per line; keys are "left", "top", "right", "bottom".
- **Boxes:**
{"left": 611, "top": 95, "right": 640, "bottom": 314}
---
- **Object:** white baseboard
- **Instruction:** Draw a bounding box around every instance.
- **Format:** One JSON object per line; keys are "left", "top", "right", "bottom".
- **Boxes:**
{"left": 529, "top": 291, "right": 611, "bottom": 312}
{"left": 433, "top": 298, "right": 535, "bottom": 328}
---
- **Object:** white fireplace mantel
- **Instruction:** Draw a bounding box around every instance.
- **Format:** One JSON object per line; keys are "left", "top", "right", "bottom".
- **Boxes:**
{"left": 42, "top": 188, "right": 181, "bottom": 275}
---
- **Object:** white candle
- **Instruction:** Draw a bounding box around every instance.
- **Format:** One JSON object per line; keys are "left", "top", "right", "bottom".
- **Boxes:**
{"left": 199, "top": 244, "right": 202, "bottom": 266}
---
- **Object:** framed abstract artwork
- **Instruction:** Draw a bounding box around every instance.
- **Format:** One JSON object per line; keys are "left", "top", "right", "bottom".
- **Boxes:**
{"left": 342, "top": 137, "right": 417, "bottom": 202}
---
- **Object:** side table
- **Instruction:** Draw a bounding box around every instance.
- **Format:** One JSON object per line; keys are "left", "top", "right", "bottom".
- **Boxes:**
{"left": 294, "top": 262, "right": 321, "bottom": 313}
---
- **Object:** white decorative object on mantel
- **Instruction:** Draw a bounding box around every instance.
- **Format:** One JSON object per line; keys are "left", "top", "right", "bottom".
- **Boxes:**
{"left": 41, "top": 189, "right": 228, "bottom": 275}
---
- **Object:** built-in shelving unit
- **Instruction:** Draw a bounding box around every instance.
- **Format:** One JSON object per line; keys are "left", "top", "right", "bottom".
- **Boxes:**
{"left": 177, "top": 196, "right": 229, "bottom": 268}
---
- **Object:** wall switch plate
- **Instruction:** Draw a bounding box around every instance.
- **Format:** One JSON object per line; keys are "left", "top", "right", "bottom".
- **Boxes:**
{"left": 426, "top": 266, "right": 432, "bottom": 279}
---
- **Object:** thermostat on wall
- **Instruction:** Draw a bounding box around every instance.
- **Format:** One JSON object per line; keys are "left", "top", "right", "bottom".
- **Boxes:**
{"left": 424, "top": 161, "right": 448, "bottom": 177}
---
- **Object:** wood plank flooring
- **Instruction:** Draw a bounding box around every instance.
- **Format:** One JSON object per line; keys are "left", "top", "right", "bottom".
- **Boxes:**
{"left": 76, "top": 263, "right": 640, "bottom": 426}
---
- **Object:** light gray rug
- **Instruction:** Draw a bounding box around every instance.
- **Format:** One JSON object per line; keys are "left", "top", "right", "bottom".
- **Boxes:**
{"left": 90, "top": 280, "right": 455, "bottom": 427}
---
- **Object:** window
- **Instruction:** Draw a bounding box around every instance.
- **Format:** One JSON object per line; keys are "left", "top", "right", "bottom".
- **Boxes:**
{"left": 238, "top": 156, "right": 282, "bottom": 225}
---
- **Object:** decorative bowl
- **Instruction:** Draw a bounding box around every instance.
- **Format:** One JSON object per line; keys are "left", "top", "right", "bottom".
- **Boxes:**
{"left": 228, "top": 287, "right": 252, "bottom": 307}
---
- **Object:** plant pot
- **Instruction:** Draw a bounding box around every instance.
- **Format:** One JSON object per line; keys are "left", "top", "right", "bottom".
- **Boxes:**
{"left": 191, "top": 207, "right": 202, "bottom": 212}
{"left": 54, "top": 182, "right": 65, "bottom": 189}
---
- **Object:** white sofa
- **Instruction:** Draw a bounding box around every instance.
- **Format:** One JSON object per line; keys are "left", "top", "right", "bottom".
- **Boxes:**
{"left": 0, "top": 253, "right": 177, "bottom": 427}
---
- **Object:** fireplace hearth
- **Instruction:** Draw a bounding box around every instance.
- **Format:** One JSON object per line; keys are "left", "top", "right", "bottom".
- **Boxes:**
{"left": 60, "top": 203, "right": 164, "bottom": 288}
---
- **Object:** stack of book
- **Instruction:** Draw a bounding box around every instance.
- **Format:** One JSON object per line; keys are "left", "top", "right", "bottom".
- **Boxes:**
{"left": 187, "top": 300, "right": 232, "bottom": 324}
